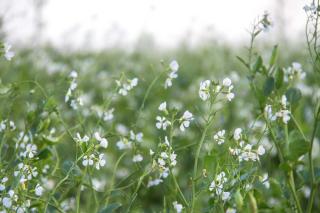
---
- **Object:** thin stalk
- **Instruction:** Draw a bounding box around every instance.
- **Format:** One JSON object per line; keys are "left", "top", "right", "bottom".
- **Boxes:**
{"left": 307, "top": 106, "right": 320, "bottom": 213}
{"left": 191, "top": 123, "right": 211, "bottom": 212}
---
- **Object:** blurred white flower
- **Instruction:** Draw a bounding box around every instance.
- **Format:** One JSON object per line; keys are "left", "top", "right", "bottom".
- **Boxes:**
{"left": 4, "top": 43, "right": 15, "bottom": 61}
{"left": 233, "top": 128, "right": 242, "bottom": 140}
{"left": 170, "top": 60, "right": 179, "bottom": 72}
{"left": 172, "top": 201, "right": 183, "bottom": 213}
{"left": 95, "top": 154, "right": 106, "bottom": 170}
{"left": 156, "top": 116, "right": 171, "bottom": 130}
{"left": 214, "top": 130, "right": 226, "bottom": 145}
{"left": 199, "top": 80, "right": 211, "bottom": 101}
{"left": 180, "top": 110, "right": 193, "bottom": 131}
{"left": 257, "top": 145, "right": 265, "bottom": 156}
{"left": 132, "top": 154, "right": 143, "bottom": 162}
{"left": 35, "top": 184, "right": 44, "bottom": 196}
{"left": 130, "top": 130, "right": 143, "bottom": 142}
{"left": 159, "top": 102, "right": 167, "bottom": 112}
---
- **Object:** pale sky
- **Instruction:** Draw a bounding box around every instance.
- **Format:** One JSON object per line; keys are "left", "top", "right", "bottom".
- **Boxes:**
{"left": 0, "top": 0, "right": 308, "bottom": 50}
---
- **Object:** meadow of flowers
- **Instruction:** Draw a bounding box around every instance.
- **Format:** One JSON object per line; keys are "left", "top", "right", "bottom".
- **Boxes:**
{"left": 0, "top": 3, "right": 320, "bottom": 213}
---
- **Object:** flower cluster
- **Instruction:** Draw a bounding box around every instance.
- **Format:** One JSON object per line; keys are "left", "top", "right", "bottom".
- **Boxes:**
{"left": 284, "top": 62, "right": 306, "bottom": 82}
{"left": 199, "top": 77, "right": 235, "bottom": 102}
{"left": 264, "top": 95, "right": 291, "bottom": 124}
{"left": 213, "top": 130, "right": 226, "bottom": 145}
{"left": 74, "top": 132, "right": 108, "bottom": 170}
{"left": 165, "top": 60, "right": 179, "bottom": 89}
{"left": 116, "top": 130, "right": 143, "bottom": 150}
{"left": 209, "top": 171, "right": 230, "bottom": 201}
{"left": 65, "top": 70, "right": 83, "bottom": 110}
{"left": 2, "top": 43, "right": 15, "bottom": 61}
{"left": 148, "top": 136, "right": 177, "bottom": 187}
{"left": 229, "top": 128, "right": 265, "bottom": 162}
{"left": 0, "top": 119, "right": 16, "bottom": 132}
{"left": 116, "top": 77, "right": 138, "bottom": 96}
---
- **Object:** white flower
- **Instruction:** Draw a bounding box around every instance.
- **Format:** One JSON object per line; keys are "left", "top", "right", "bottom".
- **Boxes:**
{"left": 69, "top": 70, "right": 78, "bottom": 78}
{"left": 0, "top": 177, "right": 8, "bottom": 191}
{"left": 3, "top": 197, "right": 12, "bottom": 208}
{"left": 170, "top": 152, "right": 177, "bottom": 166}
{"left": 103, "top": 108, "right": 114, "bottom": 121}
{"left": 260, "top": 173, "right": 270, "bottom": 188}
{"left": 147, "top": 178, "right": 163, "bottom": 187}
{"left": 130, "top": 130, "right": 143, "bottom": 142}
{"left": 226, "top": 208, "right": 237, "bottom": 213}
{"left": 130, "top": 78, "right": 139, "bottom": 87}
{"left": 116, "top": 138, "right": 132, "bottom": 150}
{"left": 75, "top": 133, "right": 89, "bottom": 144}
{"left": 149, "top": 149, "right": 155, "bottom": 156}
{"left": 4, "top": 43, "right": 15, "bottom": 61}
{"left": 214, "top": 130, "right": 226, "bottom": 145}
{"left": 180, "top": 110, "right": 193, "bottom": 131}
{"left": 264, "top": 105, "right": 276, "bottom": 121}
{"left": 24, "top": 144, "right": 37, "bottom": 158}
{"left": 281, "top": 95, "right": 287, "bottom": 108}
{"left": 257, "top": 145, "right": 265, "bottom": 155}
{"left": 169, "top": 60, "right": 179, "bottom": 72}
{"left": 222, "top": 191, "right": 231, "bottom": 201}
{"left": 119, "top": 88, "right": 128, "bottom": 96}
{"left": 199, "top": 80, "right": 211, "bottom": 101}
{"left": 173, "top": 201, "right": 183, "bottom": 213}
{"left": 94, "top": 132, "right": 108, "bottom": 148}
{"left": 158, "top": 158, "right": 166, "bottom": 166}
{"left": 95, "top": 154, "right": 106, "bottom": 170}
{"left": 82, "top": 154, "right": 94, "bottom": 166}
{"left": 159, "top": 102, "right": 167, "bottom": 112}
{"left": 2, "top": 190, "right": 15, "bottom": 208}
{"left": 132, "top": 154, "right": 143, "bottom": 162}
{"left": 222, "top": 78, "right": 232, "bottom": 87}
{"left": 161, "top": 152, "right": 169, "bottom": 159}
{"left": 233, "top": 128, "right": 242, "bottom": 140}
{"left": 165, "top": 61, "right": 179, "bottom": 89}
{"left": 304, "top": 3, "right": 317, "bottom": 13}
{"left": 156, "top": 116, "right": 171, "bottom": 130}
{"left": 226, "top": 92, "right": 235, "bottom": 101}
{"left": 35, "top": 184, "right": 44, "bottom": 196}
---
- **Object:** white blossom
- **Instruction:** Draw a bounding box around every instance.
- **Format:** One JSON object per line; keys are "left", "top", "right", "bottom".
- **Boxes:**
{"left": 35, "top": 184, "right": 44, "bottom": 196}
{"left": 199, "top": 80, "right": 211, "bottom": 101}
{"left": 132, "top": 154, "right": 143, "bottom": 162}
{"left": 214, "top": 130, "right": 226, "bottom": 145}
{"left": 172, "top": 201, "right": 183, "bottom": 213}
{"left": 4, "top": 43, "right": 15, "bottom": 61}
{"left": 156, "top": 116, "right": 171, "bottom": 130}
{"left": 180, "top": 110, "right": 193, "bottom": 131}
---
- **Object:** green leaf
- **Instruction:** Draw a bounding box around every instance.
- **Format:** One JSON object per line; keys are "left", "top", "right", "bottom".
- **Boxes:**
{"left": 287, "top": 131, "right": 310, "bottom": 161}
{"left": 279, "top": 162, "right": 292, "bottom": 172}
{"left": 44, "top": 97, "right": 57, "bottom": 112}
{"left": 252, "top": 56, "right": 263, "bottom": 73}
{"left": 62, "top": 160, "right": 82, "bottom": 178}
{"left": 98, "top": 203, "right": 122, "bottom": 213}
{"left": 42, "top": 135, "right": 59, "bottom": 145}
{"left": 285, "top": 88, "right": 301, "bottom": 104}
{"left": 37, "top": 148, "right": 52, "bottom": 160}
{"left": 269, "top": 45, "right": 278, "bottom": 67}
{"left": 263, "top": 77, "right": 274, "bottom": 96}
{"left": 234, "top": 189, "right": 243, "bottom": 209}
{"left": 0, "top": 84, "right": 11, "bottom": 95}
{"left": 275, "top": 67, "right": 284, "bottom": 89}
{"left": 236, "top": 56, "right": 250, "bottom": 69}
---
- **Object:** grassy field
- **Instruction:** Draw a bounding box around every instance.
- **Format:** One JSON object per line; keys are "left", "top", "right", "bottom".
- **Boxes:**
{"left": 0, "top": 10, "right": 320, "bottom": 213}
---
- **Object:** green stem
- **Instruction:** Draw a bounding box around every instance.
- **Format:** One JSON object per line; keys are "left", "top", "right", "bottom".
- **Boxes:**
{"left": 284, "top": 124, "right": 302, "bottom": 213}
{"left": 191, "top": 124, "right": 211, "bottom": 212}
{"left": 307, "top": 106, "right": 320, "bottom": 213}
